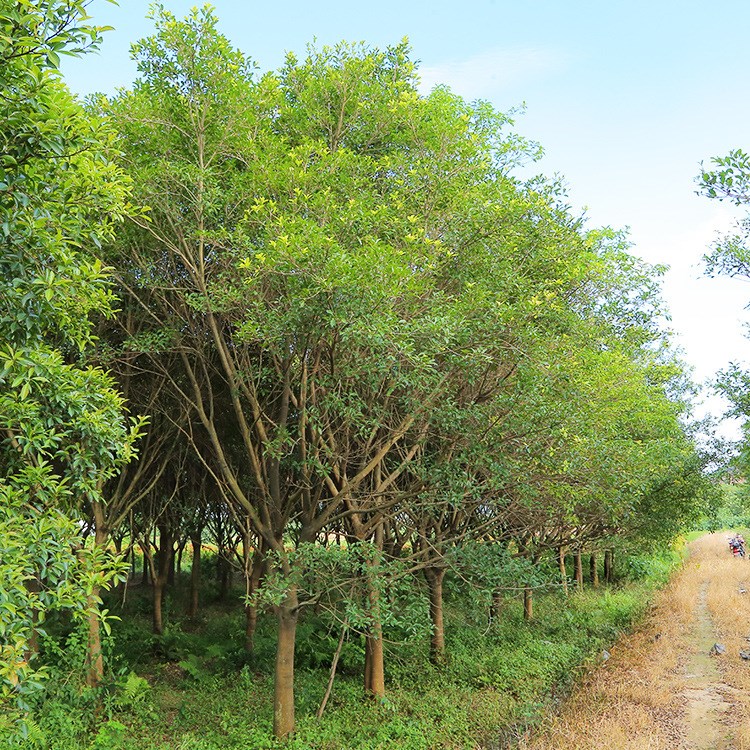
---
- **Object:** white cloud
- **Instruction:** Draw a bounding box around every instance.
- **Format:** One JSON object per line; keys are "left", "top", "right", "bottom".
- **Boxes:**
{"left": 418, "top": 46, "right": 565, "bottom": 101}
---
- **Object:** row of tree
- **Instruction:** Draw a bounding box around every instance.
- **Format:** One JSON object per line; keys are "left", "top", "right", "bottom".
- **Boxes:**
{"left": 1, "top": 2, "right": 713, "bottom": 740}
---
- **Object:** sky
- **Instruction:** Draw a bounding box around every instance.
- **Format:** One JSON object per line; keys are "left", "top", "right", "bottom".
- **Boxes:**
{"left": 62, "top": 0, "right": 750, "bottom": 436}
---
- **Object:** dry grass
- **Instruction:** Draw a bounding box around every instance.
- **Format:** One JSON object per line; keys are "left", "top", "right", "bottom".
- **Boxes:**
{"left": 518, "top": 533, "right": 750, "bottom": 750}
{"left": 701, "top": 534, "right": 750, "bottom": 749}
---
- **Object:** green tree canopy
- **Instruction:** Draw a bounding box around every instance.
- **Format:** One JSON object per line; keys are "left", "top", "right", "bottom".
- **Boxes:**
{"left": 0, "top": 1, "right": 140, "bottom": 735}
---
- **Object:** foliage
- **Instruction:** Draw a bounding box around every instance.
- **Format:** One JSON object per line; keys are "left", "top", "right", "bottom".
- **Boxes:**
{"left": 0, "top": 2, "right": 713, "bottom": 743}
{"left": 0, "top": 0, "right": 139, "bottom": 738}
{"left": 91, "top": 4, "right": 710, "bottom": 736}
{"left": 698, "top": 147, "right": 750, "bottom": 481}
{"left": 696, "top": 482, "right": 750, "bottom": 531}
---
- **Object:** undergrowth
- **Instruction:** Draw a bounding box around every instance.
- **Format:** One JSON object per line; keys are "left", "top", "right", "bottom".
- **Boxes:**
{"left": 17, "top": 546, "right": 682, "bottom": 749}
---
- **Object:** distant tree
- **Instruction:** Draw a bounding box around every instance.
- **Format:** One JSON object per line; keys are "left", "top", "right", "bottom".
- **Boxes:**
{"left": 698, "top": 150, "right": 750, "bottom": 462}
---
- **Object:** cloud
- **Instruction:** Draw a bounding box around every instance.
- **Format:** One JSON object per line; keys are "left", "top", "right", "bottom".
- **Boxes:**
{"left": 418, "top": 46, "right": 566, "bottom": 101}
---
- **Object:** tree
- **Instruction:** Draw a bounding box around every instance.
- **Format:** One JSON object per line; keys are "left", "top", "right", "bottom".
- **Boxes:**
{"left": 0, "top": 0, "right": 140, "bottom": 732}
{"left": 101, "top": 7, "right": 711, "bottom": 736}
{"left": 698, "top": 150, "right": 750, "bottom": 467}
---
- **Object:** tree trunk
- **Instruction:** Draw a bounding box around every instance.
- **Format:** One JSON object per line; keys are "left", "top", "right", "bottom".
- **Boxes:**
{"left": 188, "top": 533, "right": 201, "bottom": 618}
{"left": 245, "top": 547, "right": 264, "bottom": 652}
{"left": 424, "top": 567, "right": 446, "bottom": 665}
{"left": 141, "top": 551, "right": 149, "bottom": 585}
{"left": 364, "top": 630, "right": 385, "bottom": 697}
{"left": 167, "top": 548, "right": 176, "bottom": 587}
{"left": 523, "top": 586, "right": 533, "bottom": 620}
{"left": 590, "top": 552, "right": 599, "bottom": 588}
{"left": 218, "top": 554, "right": 231, "bottom": 600}
{"left": 273, "top": 587, "right": 299, "bottom": 738}
{"left": 574, "top": 550, "right": 583, "bottom": 591}
{"left": 151, "top": 523, "right": 173, "bottom": 635}
{"left": 558, "top": 547, "right": 568, "bottom": 596}
{"left": 363, "top": 525, "right": 385, "bottom": 698}
{"left": 604, "top": 549, "right": 613, "bottom": 583}
{"left": 490, "top": 589, "right": 504, "bottom": 624}
{"left": 85, "top": 507, "right": 109, "bottom": 687}
{"left": 174, "top": 540, "right": 185, "bottom": 586}
{"left": 153, "top": 579, "right": 165, "bottom": 635}
{"left": 86, "top": 587, "right": 103, "bottom": 686}
{"left": 363, "top": 635, "right": 372, "bottom": 692}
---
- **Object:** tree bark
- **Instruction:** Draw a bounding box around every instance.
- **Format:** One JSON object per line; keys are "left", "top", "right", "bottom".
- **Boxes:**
{"left": 218, "top": 554, "right": 232, "bottom": 600}
{"left": 141, "top": 552, "right": 149, "bottom": 585}
{"left": 86, "top": 587, "right": 103, "bottom": 687}
{"left": 604, "top": 549, "right": 613, "bottom": 583}
{"left": 424, "top": 567, "right": 446, "bottom": 665}
{"left": 574, "top": 550, "right": 583, "bottom": 591}
{"left": 153, "top": 579, "right": 165, "bottom": 635}
{"left": 363, "top": 524, "right": 385, "bottom": 698}
{"left": 558, "top": 547, "right": 568, "bottom": 596}
{"left": 590, "top": 552, "right": 599, "bottom": 588}
{"left": 273, "top": 587, "right": 299, "bottom": 738}
{"left": 188, "top": 533, "right": 201, "bottom": 618}
{"left": 486, "top": 588, "right": 503, "bottom": 627}
{"left": 86, "top": 506, "right": 108, "bottom": 687}
{"left": 364, "top": 629, "right": 385, "bottom": 697}
{"left": 363, "top": 635, "right": 372, "bottom": 692}
{"left": 245, "top": 547, "right": 265, "bottom": 653}
{"left": 151, "top": 523, "right": 173, "bottom": 635}
{"left": 167, "top": 546, "right": 176, "bottom": 587}
{"left": 523, "top": 585, "right": 533, "bottom": 620}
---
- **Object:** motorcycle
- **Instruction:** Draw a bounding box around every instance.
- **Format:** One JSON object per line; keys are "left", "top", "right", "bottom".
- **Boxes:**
{"left": 729, "top": 535, "right": 746, "bottom": 558}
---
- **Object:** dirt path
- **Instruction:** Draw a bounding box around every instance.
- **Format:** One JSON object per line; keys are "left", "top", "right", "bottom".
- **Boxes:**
{"left": 682, "top": 583, "right": 733, "bottom": 749}
{"left": 518, "top": 534, "right": 750, "bottom": 750}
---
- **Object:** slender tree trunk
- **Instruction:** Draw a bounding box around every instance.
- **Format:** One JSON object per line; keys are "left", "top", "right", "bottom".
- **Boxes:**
{"left": 364, "top": 628, "right": 385, "bottom": 697}
{"left": 245, "top": 547, "right": 264, "bottom": 653}
{"left": 273, "top": 587, "right": 299, "bottom": 738}
{"left": 175, "top": 541, "right": 185, "bottom": 585}
{"left": 218, "top": 554, "right": 231, "bottom": 600}
{"left": 604, "top": 549, "right": 613, "bottom": 583}
{"left": 574, "top": 550, "right": 583, "bottom": 591}
{"left": 523, "top": 586, "right": 533, "bottom": 620}
{"left": 167, "top": 548, "right": 176, "bottom": 587}
{"left": 590, "top": 552, "right": 599, "bottom": 588}
{"left": 363, "top": 635, "right": 372, "bottom": 691}
{"left": 152, "top": 523, "right": 173, "bottom": 635}
{"left": 86, "top": 587, "right": 103, "bottom": 686}
{"left": 86, "top": 505, "right": 109, "bottom": 687}
{"left": 363, "top": 525, "right": 385, "bottom": 698}
{"left": 558, "top": 547, "right": 568, "bottom": 596}
{"left": 188, "top": 533, "right": 201, "bottom": 618}
{"left": 141, "top": 552, "right": 149, "bottom": 585}
{"left": 153, "top": 580, "right": 165, "bottom": 636}
{"left": 424, "top": 567, "right": 446, "bottom": 665}
{"left": 316, "top": 619, "right": 348, "bottom": 719}
{"left": 490, "top": 589, "right": 504, "bottom": 624}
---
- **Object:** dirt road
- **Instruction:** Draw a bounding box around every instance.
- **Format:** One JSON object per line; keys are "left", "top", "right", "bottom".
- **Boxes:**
{"left": 519, "top": 533, "right": 750, "bottom": 750}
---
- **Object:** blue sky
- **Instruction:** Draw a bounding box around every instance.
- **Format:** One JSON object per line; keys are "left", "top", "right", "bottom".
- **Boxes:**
{"left": 63, "top": 0, "right": 750, "bottom": 433}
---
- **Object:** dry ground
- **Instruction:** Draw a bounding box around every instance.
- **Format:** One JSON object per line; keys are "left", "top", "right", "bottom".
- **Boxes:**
{"left": 518, "top": 533, "right": 750, "bottom": 750}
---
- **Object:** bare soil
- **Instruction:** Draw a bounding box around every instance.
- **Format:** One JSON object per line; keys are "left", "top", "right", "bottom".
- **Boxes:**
{"left": 518, "top": 533, "right": 750, "bottom": 750}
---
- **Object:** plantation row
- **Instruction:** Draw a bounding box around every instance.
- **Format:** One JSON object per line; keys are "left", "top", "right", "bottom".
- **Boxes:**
{"left": 1, "top": 2, "right": 714, "bottom": 744}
